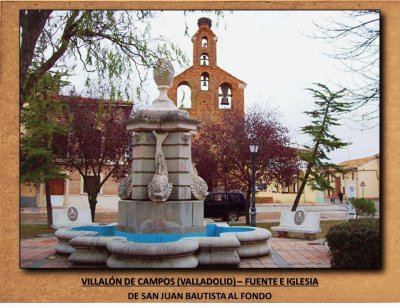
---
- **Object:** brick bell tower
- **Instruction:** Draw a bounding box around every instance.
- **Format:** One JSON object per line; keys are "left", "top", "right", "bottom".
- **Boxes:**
{"left": 168, "top": 17, "right": 246, "bottom": 122}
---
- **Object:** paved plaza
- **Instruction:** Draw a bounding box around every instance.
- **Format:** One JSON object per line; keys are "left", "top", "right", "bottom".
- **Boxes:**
{"left": 20, "top": 235, "right": 330, "bottom": 269}
{"left": 20, "top": 202, "right": 364, "bottom": 269}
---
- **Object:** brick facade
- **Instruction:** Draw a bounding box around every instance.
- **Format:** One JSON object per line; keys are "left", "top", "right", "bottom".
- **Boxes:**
{"left": 168, "top": 18, "right": 246, "bottom": 122}
{"left": 68, "top": 169, "right": 119, "bottom": 196}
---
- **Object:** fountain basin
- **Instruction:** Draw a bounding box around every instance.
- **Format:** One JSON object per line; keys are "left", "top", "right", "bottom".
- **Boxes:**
{"left": 106, "top": 238, "right": 200, "bottom": 268}
{"left": 69, "top": 236, "right": 126, "bottom": 265}
{"left": 54, "top": 223, "right": 272, "bottom": 268}
{"left": 54, "top": 228, "right": 98, "bottom": 255}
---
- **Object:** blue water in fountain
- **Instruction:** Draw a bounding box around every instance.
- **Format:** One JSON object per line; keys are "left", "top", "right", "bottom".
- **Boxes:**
{"left": 72, "top": 224, "right": 254, "bottom": 243}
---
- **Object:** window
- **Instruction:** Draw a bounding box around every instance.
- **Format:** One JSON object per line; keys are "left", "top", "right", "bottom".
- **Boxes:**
{"left": 202, "top": 36, "right": 208, "bottom": 48}
{"left": 218, "top": 83, "right": 232, "bottom": 108}
{"left": 256, "top": 183, "right": 267, "bottom": 192}
{"left": 200, "top": 73, "right": 209, "bottom": 91}
{"left": 282, "top": 178, "right": 298, "bottom": 193}
{"left": 213, "top": 193, "right": 226, "bottom": 202}
{"left": 177, "top": 83, "right": 192, "bottom": 108}
{"left": 83, "top": 175, "right": 100, "bottom": 193}
{"left": 200, "top": 53, "right": 209, "bottom": 66}
{"left": 51, "top": 132, "right": 68, "bottom": 156}
{"left": 48, "top": 179, "right": 65, "bottom": 195}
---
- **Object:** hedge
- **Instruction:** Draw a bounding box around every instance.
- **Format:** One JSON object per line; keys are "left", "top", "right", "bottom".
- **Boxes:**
{"left": 325, "top": 219, "right": 380, "bottom": 269}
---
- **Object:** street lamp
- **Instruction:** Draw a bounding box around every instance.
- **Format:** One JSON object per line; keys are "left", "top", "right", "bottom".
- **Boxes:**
{"left": 249, "top": 139, "right": 259, "bottom": 227}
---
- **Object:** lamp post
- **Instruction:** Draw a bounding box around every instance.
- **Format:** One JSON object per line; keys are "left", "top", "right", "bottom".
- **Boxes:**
{"left": 249, "top": 139, "right": 259, "bottom": 227}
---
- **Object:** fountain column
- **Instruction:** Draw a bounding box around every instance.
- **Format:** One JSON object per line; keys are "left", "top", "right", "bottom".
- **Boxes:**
{"left": 117, "top": 59, "right": 205, "bottom": 235}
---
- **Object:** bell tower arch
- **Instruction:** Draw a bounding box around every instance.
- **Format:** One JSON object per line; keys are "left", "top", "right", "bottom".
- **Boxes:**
{"left": 168, "top": 17, "right": 246, "bottom": 122}
{"left": 192, "top": 17, "right": 217, "bottom": 67}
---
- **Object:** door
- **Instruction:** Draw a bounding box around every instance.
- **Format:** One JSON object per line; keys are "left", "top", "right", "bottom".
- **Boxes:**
{"left": 335, "top": 177, "right": 341, "bottom": 194}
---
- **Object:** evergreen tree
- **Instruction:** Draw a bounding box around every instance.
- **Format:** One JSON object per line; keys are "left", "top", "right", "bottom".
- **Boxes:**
{"left": 20, "top": 72, "right": 67, "bottom": 226}
{"left": 292, "top": 83, "right": 351, "bottom": 211}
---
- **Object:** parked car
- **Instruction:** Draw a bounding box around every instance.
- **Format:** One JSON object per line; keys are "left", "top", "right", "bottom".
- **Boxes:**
{"left": 204, "top": 192, "right": 247, "bottom": 222}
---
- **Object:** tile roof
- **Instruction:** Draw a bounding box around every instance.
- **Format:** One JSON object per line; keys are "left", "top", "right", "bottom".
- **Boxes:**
{"left": 340, "top": 154, "right": 379, "bottom": 169}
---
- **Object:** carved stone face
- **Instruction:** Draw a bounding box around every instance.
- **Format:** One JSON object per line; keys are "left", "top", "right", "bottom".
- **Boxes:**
{"left": 148, "top": 174, "right": 172, "bottom": 202}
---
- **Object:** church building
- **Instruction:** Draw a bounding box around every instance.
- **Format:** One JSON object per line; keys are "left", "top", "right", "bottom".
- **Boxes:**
{"left": 168, "top": 17, "right": 246, "bottom": 121}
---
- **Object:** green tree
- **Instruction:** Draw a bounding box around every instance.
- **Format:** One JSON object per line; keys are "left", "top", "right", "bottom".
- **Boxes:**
{"left": 20, "top": 10, "right": 188, "bottom": 105}
{"left": 292, "top": 83, "right": 351, "bottom": 211}
{"left": 349, "top": 197, "right": 376, "bottom": 219}
{"left": 20, "top": 73, "right": 68, "bottom": 226}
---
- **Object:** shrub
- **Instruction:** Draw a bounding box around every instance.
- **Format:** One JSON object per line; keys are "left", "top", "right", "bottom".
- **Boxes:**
{"left": 349, "top": 198, "right": 376, "bottom": 219}
{"left": 326, "top": 219, "right": 380, "bottom": 269}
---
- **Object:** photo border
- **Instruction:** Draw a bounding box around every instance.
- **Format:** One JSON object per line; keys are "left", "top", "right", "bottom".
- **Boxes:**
{"left": 1, "top": 0, "right": 399, "bottom": 303}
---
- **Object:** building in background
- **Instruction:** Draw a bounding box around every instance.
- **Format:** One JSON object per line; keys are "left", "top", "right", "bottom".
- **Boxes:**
{"left": 255, "top": 163, "right": 323, "bottom": 205}
{"left": 255, "top": 154, "right": 380, "bottom": 205}
{"left": 168, "top": 17, "right": 246, "bottom": 122}
{"left": 326, "top": 154, "right": 380, "bottom": 200}
{"left": 20, "top": 95, "right": 131, "bottom": 212}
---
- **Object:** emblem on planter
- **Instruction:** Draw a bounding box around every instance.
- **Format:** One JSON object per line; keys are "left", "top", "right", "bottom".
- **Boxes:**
{"left": 294, "top": 209, "right": 305, "bottom": 225}
{"left": 67, "top": 207, "right": 78, "bottom": 222}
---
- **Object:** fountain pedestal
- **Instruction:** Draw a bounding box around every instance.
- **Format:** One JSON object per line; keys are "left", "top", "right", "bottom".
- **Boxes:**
{"left": 53, "top": 58, "right": 272, "bottom": 269}
{"left": 118, "top": 200, "right": 204, "bottom": 234}
{"left": 117, "top": 68, "right": 205, "bottom": 235}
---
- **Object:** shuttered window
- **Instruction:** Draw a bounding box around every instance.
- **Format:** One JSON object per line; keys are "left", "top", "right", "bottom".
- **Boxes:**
{"left": 48, "top": 179, "right": 64, "bottom": 195}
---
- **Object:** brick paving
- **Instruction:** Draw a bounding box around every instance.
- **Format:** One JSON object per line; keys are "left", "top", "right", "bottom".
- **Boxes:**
{"left": 20, "top": 236, "right": 330, "bottom": 269}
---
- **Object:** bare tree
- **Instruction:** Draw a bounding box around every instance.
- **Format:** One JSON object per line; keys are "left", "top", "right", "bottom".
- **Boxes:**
{"left": 312, "top": 10, "right": 380, "bottom": 129}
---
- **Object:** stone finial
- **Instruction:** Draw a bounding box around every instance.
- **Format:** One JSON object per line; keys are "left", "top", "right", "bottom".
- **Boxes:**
{"left": 147, "top": 58, "right": 178, "bottom": 111}
{"left": 153, "top": 58, "right": 175, "bottom": 87}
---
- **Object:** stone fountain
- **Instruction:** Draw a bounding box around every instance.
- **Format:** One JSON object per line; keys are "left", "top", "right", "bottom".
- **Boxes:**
{"left": 54, "top": 59, "right": 272, "bottom": 268}
{"left": 117, "top": 59, "right": 206, "bottom": 236}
